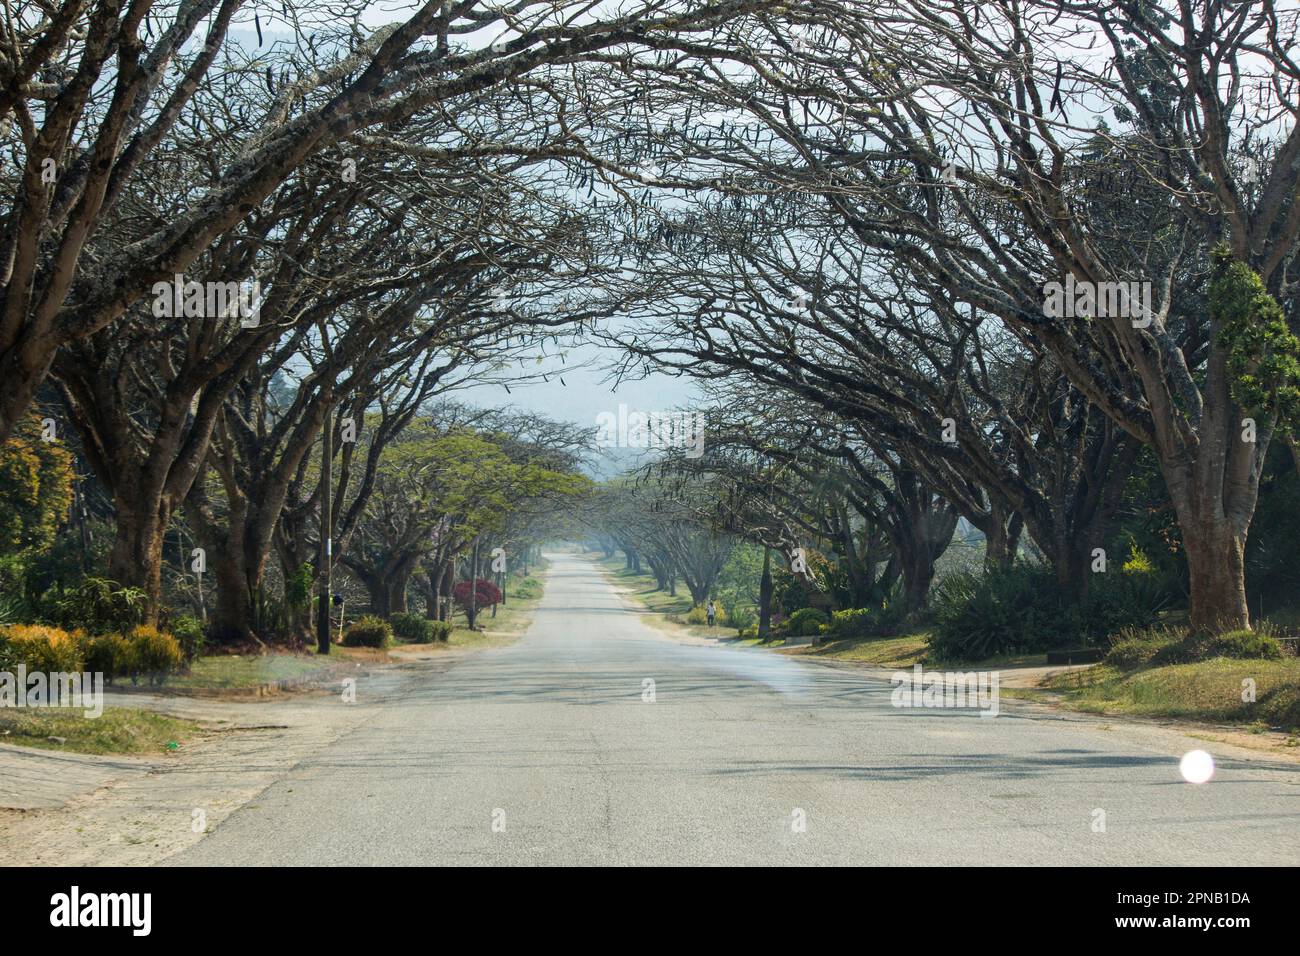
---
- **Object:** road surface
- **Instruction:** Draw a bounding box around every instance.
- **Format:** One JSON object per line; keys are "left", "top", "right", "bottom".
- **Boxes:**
{"left": 169, "top": 553, "right": 1300, "bottom": 865}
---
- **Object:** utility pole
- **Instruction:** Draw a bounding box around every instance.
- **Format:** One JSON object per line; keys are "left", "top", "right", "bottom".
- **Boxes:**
{"left": 317, "top": 403, "right": 333, "bottom": 655}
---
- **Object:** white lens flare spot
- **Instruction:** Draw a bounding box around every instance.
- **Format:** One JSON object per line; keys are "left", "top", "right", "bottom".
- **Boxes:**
{"left": 1179, "top": 749, "right": 1215, "bottom": 784}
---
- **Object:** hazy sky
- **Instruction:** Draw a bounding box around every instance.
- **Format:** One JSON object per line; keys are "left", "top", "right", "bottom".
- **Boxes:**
{"left": 456, "top": 333, "right": 702, "bottom": 476}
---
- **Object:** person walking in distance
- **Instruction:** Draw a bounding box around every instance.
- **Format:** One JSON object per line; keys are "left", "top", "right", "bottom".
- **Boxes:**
{"left": 706, "top": 600, "right": 717, "bottom": 628}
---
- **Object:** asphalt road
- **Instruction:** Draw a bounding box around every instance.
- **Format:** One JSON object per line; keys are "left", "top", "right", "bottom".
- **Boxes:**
{"left": 170, "top": 552, "right": 1300, "bottom": 866}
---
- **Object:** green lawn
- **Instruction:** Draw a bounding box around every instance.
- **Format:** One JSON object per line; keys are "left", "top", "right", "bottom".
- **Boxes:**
{"left": 0, "top": 706, "right": 205, "bottom": 755}
{"left": 148, "top": 653, "right": 337, "bottom": 691}
{"left": 778, "top": 632, "right": 931, "bottom": 667}
{"left": 473, "top": 565, "right": 550, "bottom": 636}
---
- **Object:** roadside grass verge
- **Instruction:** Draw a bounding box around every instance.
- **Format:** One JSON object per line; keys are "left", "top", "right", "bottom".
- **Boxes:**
{"left": 787, "top": 633, "right": 1051, "bottom": 669}
{"left": 777, "top": 632, "right": 932, "bottom": 667}
{"left": 329, "top": 645, "right": 390, "bottom": 663}
{"left": 156, "top": 654, "right": 334, "bottom": 690}
{"left": 1025, "top": 658, "right": 1300, "bottom": 731}
{"left": 474, "top": 563, "right": 550, "bottom": 637}
{"left": 0, "top": 706, "right": 205, "bottom": 755}
{"left": 595, "top": 553, "right": 726, "bottom": 641}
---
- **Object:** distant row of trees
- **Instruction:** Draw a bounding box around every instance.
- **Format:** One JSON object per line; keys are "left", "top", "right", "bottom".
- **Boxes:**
{"left": 588, "top": 478, "right": 734, "bottom": 606}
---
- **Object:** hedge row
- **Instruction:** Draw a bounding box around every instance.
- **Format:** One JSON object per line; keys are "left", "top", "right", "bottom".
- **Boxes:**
{"left": 0, "top": 624, "right": 184, "bottom": 685}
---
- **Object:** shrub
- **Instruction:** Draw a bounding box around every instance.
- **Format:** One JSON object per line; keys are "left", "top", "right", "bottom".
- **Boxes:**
{"left": 1104, "top": 638, "right": 1156, "bottom": 671}
{"left": 343, "top": 615, "right": 393, "bottom": 648}
{"left": 452, "top": 579, "right": 503, "bottom": 611}
{"left": 686, "top": 604, "right": 727, "bottom": 625}
{"left": 0, "top": 624, "right": 85, "bottom": 672}
{"left": 125, "top": 626, "right": 183, "bottom": 684}
{"left": 1104, "top": 626, "right": 1184, "bottom": 670}
{"left": 874, "top": 593, "right": 910, "bottom": 636}
{"left": 828, "top": 607, "right": 874, "bottom": 640}
{"left": 453, "top": 579, "right": 503, "bottom": 627}
{"left": 929, "top": 571, "right": 1022, "bottom": 660}
{"left": 1199, "top": 630, "right": 1283, "bottom": 661}
{"left": 430, "top": 620, "right": 453, "bottom": 643}
{"left": 285, "top": 563, "right": 314, "bottom": 615}
{"left": 928, "top": 563, "right": 1165, "bottom": 662}
{"left": 773, "top": 571, "right": 813, "bottom": 615}
{"left": 728, "top": 606, "right": 757, "bottom": 631}
{"left": 1121, "top": 547, "right": 1156, "bottom": 575}
{"left": 169, "top": 614, "right": 206, "bottom": 664}
{"left": 512, "top": 577, "right": 543, "bottom": 600}
{"left": 787, "top": 607, "right": 830, "bottom": 637}
{"left": 390, "top": 612, "right": 435, "bottom": 644}
{"left": 1153, "top": 629, "right": 1283, "bottom": 666}
{"left": 43, "top": 577, "right": 148, "bottom": 635}
{"left": 0, "top": 593, "right": 24, "bottom": 627}
{"left": 82, "top": 632, "right": 134, "bottom": 683}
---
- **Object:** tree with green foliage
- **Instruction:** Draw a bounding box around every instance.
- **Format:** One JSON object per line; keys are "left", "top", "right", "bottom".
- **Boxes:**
{"left": 342, "top": 423, "right": 588, "bottom": 617}
{"left": 0, "top": 415, "right": 74, "bottom": 593}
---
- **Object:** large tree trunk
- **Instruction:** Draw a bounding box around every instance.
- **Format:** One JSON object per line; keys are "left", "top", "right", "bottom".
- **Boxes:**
{"left": 981, "top": 508, "right": 1022, "bottom": 568}
{"left": 360, "top": 572, "right": 393, "bottom": 618}
{"left": 1151, "top": 351, "right": 1259, "bottom": 634}
{"left": 208, "top": 547, "right": 256, "bottom": 644}
{"left": 1176, "top": 509, "right": 1251, "bottom": 633}
{"left": 420, "top": 568, "right": 440, "bottom": 620}
{"left": 899, "top": 551, "right": 938, "bottom": 616}
{"left": 364, "top": 576, "right": 390, "bottom": 617}
{"left": 0, "top": 345, "right": 53, "bottom": 445}
{"left": 1057, "top": 539, "right": 1097, "bottom": 600}
{"left": 683, "top": 576, "right": 709, "bottom": 606}
{"left": 107, "top": 494, "right": 169, "bottom": 621}
{"left": 439, "top": 562, "right": 454, "bottom": 622}
{"left": 185, "top": 473, "right": 273, "bottom": 645}
{"left": 893, "top": 496, "right": 958, "bottom": 616}
{"left": 387, "top": 567, "right": 410, "bottom": 615}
